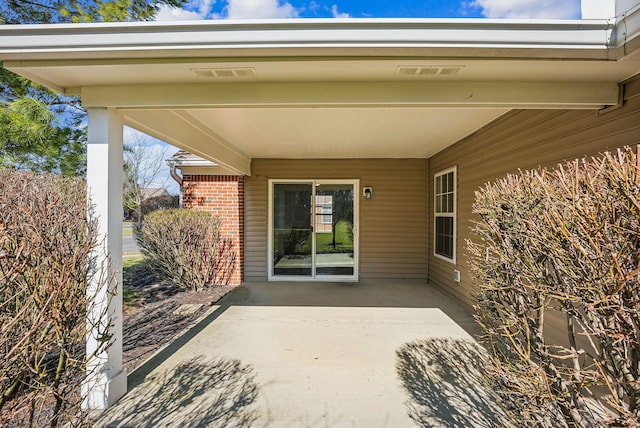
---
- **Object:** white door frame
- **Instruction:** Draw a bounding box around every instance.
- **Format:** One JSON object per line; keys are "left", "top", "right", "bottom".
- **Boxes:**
{"left": 268, "top": 179, "right": 359, "bottom": 282}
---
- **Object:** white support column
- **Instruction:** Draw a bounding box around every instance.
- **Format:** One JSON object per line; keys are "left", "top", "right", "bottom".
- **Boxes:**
{"left": 82, "top": 108, "right": 127, "bottom": 410}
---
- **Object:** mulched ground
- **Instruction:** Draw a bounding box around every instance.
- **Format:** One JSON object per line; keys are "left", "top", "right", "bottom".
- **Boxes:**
{"left": 0, "top": 260, "right": 238, "bottom": 427}
{"left": 122, "top": 262, "right": 238, "bottom": 372}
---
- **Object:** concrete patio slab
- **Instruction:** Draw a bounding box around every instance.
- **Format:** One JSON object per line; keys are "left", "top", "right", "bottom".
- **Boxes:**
{"left": 96, "top": 281, "right": 506, "bottom": 427}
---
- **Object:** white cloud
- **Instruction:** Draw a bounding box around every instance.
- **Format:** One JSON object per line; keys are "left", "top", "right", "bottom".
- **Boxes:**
{"left": 155, "top": 5, "right": 205, "bottom": 20}
{"left": 470, "top": 0, "right": 581, "bottom": 19}
{"left": 226, "top": 0, "right": 298, "bottom": 19}
{"left": 155, "top": 0, "right": 217, "bottom": 21}
{"left": 195, "top": 0, "right": 216, "bottom": 16}
{"left": 156, "top": 0, "right": 359, "bottom": 21}
{"left": 331, "top": 4, "right": 349, "bottom": 18}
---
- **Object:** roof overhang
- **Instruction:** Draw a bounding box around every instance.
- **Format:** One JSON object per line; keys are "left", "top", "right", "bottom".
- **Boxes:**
{"left": 2, "top": 14, "right": 640, "bottom": 175}
{"left": 0, "top": 18, "right": 621, "bottom": 61}
{"left": 167, "top": 151, "right": 242, "bottom": 176}
{"left": 0, "top": 18, "right": 633, "bottom": 94}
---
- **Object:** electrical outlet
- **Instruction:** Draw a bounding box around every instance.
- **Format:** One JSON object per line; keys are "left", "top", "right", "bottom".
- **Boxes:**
{"left": 453, "top": 269, "right": 461, "bottom": 282}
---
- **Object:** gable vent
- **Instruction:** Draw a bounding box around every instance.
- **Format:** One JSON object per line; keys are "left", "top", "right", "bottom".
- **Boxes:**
{"left": 191, "top": 68, "right": 257, "bottom": 78}
{"left": 397, "top": 66, "right": 463, "bottom": 77}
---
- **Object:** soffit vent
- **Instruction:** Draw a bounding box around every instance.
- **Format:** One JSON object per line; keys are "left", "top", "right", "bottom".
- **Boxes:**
{"left": 397, "top": 66, "right": 464, "bottom": 77}
{"left": 191, "top": 67, "right": 257, "bottom": 78}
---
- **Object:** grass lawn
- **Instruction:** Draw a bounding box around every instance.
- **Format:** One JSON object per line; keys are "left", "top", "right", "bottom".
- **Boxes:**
{"left": 274, "top": 221, "right": 353, "bottom": 255}
{"left": 316, "top": 220, "right": 353, "bottom": 253}
{"left": 123, "top": 254, "right": 145, "bottom": 308}
{"left": 123, "top": 221, "right": 134, "bottom": 237}
{"left": 123, "top": 253, "right": 144, "bottom": 272}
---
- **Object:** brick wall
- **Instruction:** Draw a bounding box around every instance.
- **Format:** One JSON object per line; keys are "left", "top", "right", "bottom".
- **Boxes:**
{"left": 182, "top": 175, "right": 244, "bottom": 285}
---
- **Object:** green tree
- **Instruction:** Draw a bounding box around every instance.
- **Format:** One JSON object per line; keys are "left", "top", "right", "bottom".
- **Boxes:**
{"left": 0, "top": 0, "right": 186, "bottom": 24}
{"left": 0, "top": 0, "right": 187, "bottom": 176}
{"left": 0, "top": 71, "right": 86, "bottom": 176}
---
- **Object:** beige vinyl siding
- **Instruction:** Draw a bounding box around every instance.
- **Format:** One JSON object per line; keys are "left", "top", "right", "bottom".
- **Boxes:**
{"left": 429, "top": 93, "right": 640, "bottom": 306}
{"left": 245, "top": 159, "right": 428, "bottom": 281}
{"left": 244, "top": 173, "right": 269, "bottom": 281}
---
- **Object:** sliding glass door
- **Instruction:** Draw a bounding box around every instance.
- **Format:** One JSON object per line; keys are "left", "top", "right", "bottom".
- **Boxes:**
{"left": 270, "top": 180, "right": 357, "bottom": 280}
{"left": 314, "top": 183, "right": 355, "bottom": 276}
{"left": 272, "top": 183, "right": 313, "bottom": 276}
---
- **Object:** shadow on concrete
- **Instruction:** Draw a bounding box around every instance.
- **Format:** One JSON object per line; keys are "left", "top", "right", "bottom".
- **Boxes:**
{"left": 127, "top": 304, "right": 229, "bottom": 391}
{"left": 97, "top": 355, "right": 259, "bottom": 427}
{"left": 129, "top": 281, "right": 480, "bottom": 391}
{"left": 396, "top": 338, "right": 514, "bottom": 428}
{"left": 114, "top": 281, "right": 485, "bottom": 425}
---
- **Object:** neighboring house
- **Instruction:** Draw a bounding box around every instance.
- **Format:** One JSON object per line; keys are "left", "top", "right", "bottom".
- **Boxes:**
{"left": 140, "top": 187, "right": 171, "bottom": 200}
{"left": 1, "top": 0, "right": 639, "bottom": 408}
{"left": 138, "top": 187, "right": 177, "bottom": 216}
{"left": 124, "top": 187, "right": 174, "bottom": 219}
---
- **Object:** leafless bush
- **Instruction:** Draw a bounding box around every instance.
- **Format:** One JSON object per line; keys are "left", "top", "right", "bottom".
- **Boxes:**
{"left": 135, "top": 209, "right": 235, "bottom": 291}
{"left": 0, "top": 168, "right": 111, "bottom": 427}
{"left": 469, "top": 146, "right": 640, "bottom": 426}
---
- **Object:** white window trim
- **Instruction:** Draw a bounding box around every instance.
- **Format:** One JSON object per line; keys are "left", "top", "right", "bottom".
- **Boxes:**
{"left": 433, "top": 166, "right": 457, "bottom": 265}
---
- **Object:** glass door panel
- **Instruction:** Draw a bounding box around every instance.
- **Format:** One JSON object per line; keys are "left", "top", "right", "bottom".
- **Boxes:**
{"left": 314, "top": 183, "right": 354, "bottom": 276}
{"left": 272, "top": 183, "right": 313, "bottom": 276}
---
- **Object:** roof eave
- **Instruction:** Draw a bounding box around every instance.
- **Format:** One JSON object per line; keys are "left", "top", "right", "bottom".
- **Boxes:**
{"left": 0, "top": 18, "right": 617, "bottom": 62}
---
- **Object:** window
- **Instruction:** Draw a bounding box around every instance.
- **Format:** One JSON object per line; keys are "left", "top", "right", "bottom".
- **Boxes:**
{"left": 315, "top": 194, "right": 333, "bottom": 224}
{"left": 320, "top": 204, "right": 333, "bottom": 224}
{"left": 434, "top": 167, "right": 456, "bottom": 263}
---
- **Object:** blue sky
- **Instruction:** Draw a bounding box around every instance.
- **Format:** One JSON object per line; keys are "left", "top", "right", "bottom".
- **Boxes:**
{"left": 156, "top": 0, "right": 583, "bottom": 20}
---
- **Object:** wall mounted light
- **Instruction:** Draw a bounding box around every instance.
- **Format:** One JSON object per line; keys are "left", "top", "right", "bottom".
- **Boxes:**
{"left": 363, "top": 187, "right": 373, "bottom": 199}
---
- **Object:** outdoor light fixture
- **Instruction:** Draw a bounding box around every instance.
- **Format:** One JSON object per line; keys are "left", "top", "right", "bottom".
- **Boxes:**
{"left": 363, "top": 187, "right": 373, "bottom": 199}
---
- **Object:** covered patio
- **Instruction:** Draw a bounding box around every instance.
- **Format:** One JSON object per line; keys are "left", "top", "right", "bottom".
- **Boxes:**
{"left": 95, "top": 281, "right": 500, "bottom": 427}
{"left": 1, "top": 0, "right": 639, "bottom": 412}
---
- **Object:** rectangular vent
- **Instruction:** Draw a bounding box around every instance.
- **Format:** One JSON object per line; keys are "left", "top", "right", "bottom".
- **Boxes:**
{"left": 192, "top": 68, "right": 256, "bottom": 78}
{"left": 419, "top": 67, "right": 439, "bottom": 75}
{"left": 439, "top": 66, "right": 463, "bottom": 75}
{"left": 397, "top": 66, "right": 463, "bottom": 77}
{"left": 398, "top": 67, "right": 419, "bottom": 76}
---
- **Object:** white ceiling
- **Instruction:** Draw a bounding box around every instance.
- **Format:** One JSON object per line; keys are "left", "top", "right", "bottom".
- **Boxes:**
{"left": 182, "top": 107, "right": 508, "bottom": 159}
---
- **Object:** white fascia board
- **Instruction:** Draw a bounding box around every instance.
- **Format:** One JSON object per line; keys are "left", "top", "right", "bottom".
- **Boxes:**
{"left": 82, "top": 81, "right": 620, "bottom": 109}
{"left": 174, "top": 159, "right": 218, "bottom": 167}
{"left": 178, "top": 165, "right": 242, "bottom": 176}
{"left": 0, "top": 19, "right": 615, "bottom": 61}
{"left": 615, "top": 1, "right": 640, "bottom": 52}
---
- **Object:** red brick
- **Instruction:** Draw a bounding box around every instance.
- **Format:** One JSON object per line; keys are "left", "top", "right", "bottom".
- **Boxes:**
{"left": 182, "top": 175, "right": 244, "bottom": 285}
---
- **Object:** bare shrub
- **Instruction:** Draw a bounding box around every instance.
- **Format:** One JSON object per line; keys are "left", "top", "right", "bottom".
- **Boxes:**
{"left": 135, "top": 209, "right": 235, "bottom": 291}
{"left": 469, "top": 146, "right": 640, "bottom": 426}
{"left": 0, "top": 168, "right": 110, "bottom": 427}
